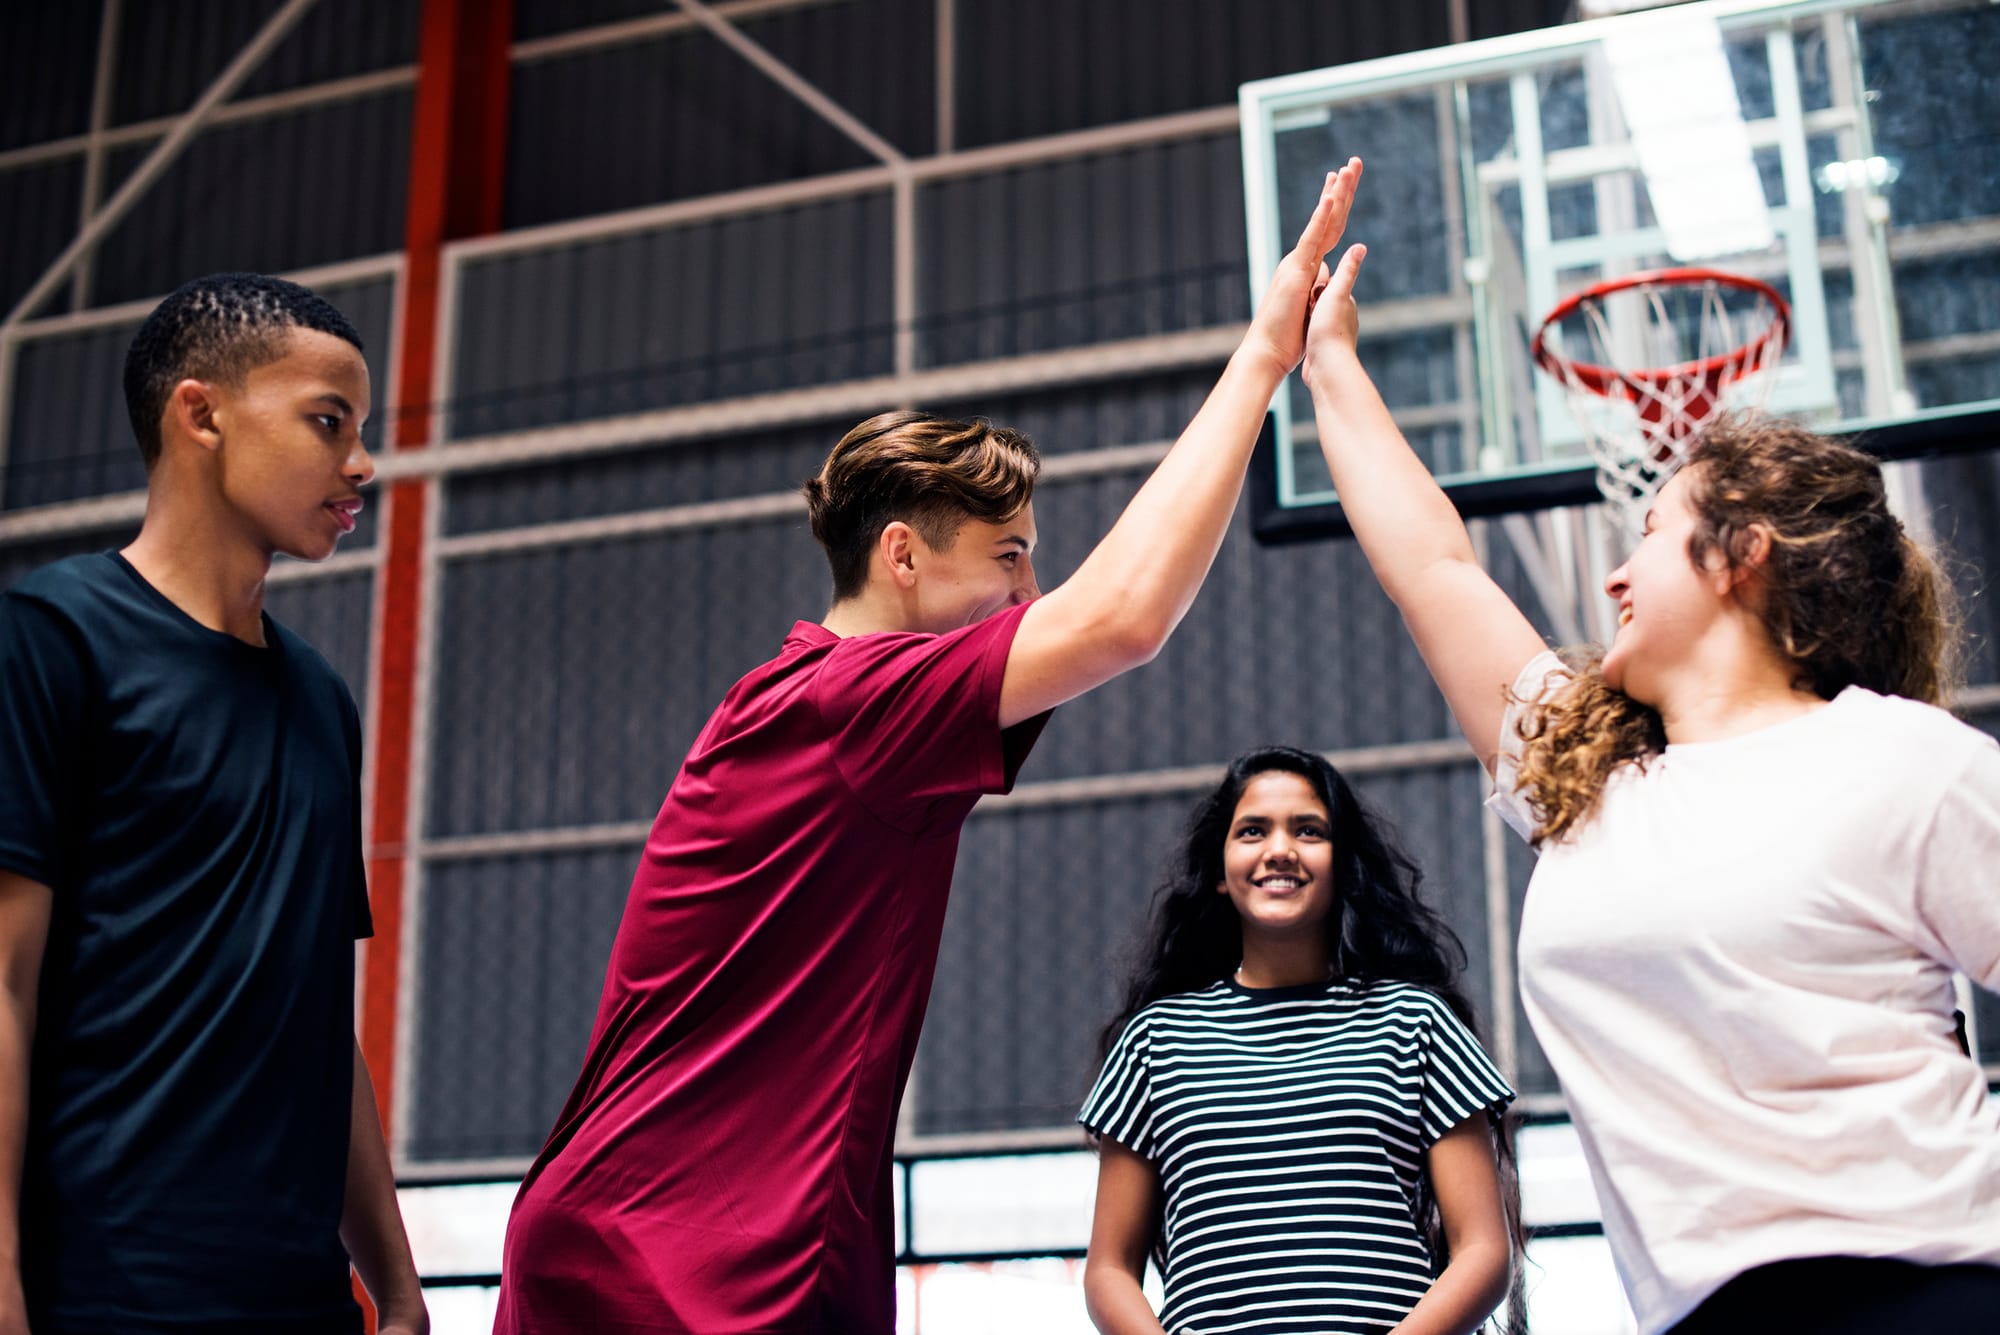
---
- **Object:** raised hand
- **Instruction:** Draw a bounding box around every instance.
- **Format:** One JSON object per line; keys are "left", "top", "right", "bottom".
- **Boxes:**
{"left": 1242, "top": 156, "right": 1362, "bottom": 378}
{"left": 1302, "top": 239, "right": 1369, "bottom": 390}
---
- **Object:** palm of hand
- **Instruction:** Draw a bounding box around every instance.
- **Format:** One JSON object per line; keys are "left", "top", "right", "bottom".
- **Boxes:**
{"left": 1247, "top": 157, "right": 1363, "bottom": 373}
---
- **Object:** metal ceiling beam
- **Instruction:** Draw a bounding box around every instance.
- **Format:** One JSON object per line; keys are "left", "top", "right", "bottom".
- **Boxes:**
{"left": 670, "top": 0, "right": 908, "bottom": 166}
{"left": 3, "top": 0, "right": 323, "bottom": 327}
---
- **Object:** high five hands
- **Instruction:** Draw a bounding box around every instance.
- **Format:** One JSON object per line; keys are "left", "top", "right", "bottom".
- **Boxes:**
{"left": 1245, "top": 156, "right": 1365, "bottom": 379}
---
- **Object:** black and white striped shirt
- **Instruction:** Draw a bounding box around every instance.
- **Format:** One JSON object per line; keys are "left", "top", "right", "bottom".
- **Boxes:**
{"left": 1079, "top": 978, "right": 1514, "bottom": 1335}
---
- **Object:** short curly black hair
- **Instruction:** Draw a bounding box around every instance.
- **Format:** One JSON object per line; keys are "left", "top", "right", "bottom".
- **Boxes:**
{"left": 123, "top": 272, "right": 364, "bottom": 467}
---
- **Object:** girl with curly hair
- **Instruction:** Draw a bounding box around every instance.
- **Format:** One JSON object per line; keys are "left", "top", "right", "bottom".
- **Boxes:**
{"left": 1080, "top": 746, "right": 1522, "bottom": 1335}
{"left": 1296, "top": 242, "right": 2000, "bottom": 1334}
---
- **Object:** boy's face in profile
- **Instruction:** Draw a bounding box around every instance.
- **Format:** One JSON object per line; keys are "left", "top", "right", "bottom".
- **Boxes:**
{"left": 202, "top": 327, "right": 375, "bottom": 562}
{"left": 906, "top": 504, "right": 1040, "bottom": 634}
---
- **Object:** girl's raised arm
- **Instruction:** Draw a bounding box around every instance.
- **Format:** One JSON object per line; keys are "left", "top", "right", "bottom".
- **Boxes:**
{"left": 1300, "top": 245, "right": 1548, "bottom": 773}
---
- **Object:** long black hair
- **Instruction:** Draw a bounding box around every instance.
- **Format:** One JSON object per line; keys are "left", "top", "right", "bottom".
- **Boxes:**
{"left": 1100, "top": 745, "right": 1529, "bottom": 1333}
{"left": 1101, "top": 745, "right": 1475, "bottom": 1045}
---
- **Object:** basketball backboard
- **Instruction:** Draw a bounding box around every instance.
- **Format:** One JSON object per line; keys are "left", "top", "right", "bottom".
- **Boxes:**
{"left": 1241, "top": 0, "right": 2000, "bottom": 542}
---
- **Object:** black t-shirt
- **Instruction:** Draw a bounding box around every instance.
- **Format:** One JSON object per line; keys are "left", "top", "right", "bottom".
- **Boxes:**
{"left": 0, "top": 553, "right": 373, "bottom": 1333}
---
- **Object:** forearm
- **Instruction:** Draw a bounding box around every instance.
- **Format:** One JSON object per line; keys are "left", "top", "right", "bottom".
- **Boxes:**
{"left": 1304, "top": 345, "right": 1481, "bottom": 600}
{"left": 1389, "top": 1239, "right": 1513, "bottom": 1335}
{"left": 0, "top": 993, "right": 28, "bottom": 1329}
{"left": 1057, "top": 346, "right": 1286, "bottom": 649}
{"left": 340, "top": 1043, "right": 426, "bottom": 1331}
{"left": 1082, "top": 1262, "right": 1169, "bottom": 1335}
{"left": 0, "top": 874, "right": 46, "bottom": 1335}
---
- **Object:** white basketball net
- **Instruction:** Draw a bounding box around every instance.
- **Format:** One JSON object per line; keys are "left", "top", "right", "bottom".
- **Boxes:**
{"left": 1534, "top": 273, "right": 1788, "bottom": 534}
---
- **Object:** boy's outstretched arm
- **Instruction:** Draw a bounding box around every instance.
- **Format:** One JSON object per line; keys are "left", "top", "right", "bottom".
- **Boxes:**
{"left": 998, "top": 159, "right": 1364, "bottom": 729}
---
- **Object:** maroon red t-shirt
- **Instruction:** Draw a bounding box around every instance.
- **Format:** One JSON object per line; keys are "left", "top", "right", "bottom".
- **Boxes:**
{"left": 495, "top": 604, "right": 1046, "bottom": 1334}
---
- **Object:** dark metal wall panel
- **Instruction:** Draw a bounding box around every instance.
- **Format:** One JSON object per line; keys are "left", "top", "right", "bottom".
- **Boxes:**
{"left": 920, "top": 794, "right": 1194, "bottom": 1135}
{"left": 3, "top": 273, "right": 394, "bottom": 517}
{"left": 4, "top": 322, "right": 143, "bottom": 511}
{"left": 0, "top": 527, "right": 137, "bottom": 594}
{"left": 112, "top": 0, "right": 420, "bottom": 125}
{"left": 934, "top": 366, "right": 1219, "bottom": 458}
{"left": 514, "top": 0, "right": 685, "bottom": 42}
{"left": 917, "top": 761, "right": 1497, "bottom": 1136}
{"left": 917, "top": 133, "right": 1247, "bottom": 366}
{"left": 1504, "top": 833, "right": 1557, "bottom": 1096}
{"left": 1467, "top": 0, "right": 1572, "bottom": 42}
{"left": 729, "top": 0, "right": 935, "bottom": 158}
{"left": 0, "top": 2, "right": 101, "bottom": 150}
{"left": 1362, "top": 763, "right": 1502, "bottom": 1046}
{"left": 451, "top": 193, "right": 894, "bottom": 437}
{"left": 0, "top": 158, "right": 83, "bottom": 321}
{"left": 1922, "top": 453, "right": 2000, "bottom": 687}
{"left": 426, "top": 517, "right": 827, "bottom": 838}
{"left": 407, "top": 844, "right": 642, "bottom": 1162}
{"left": 93, "top": 92, "right": 411, "bottom": 306}
{"left": 505, "top": 0, "right": 932, "bottom": 228}
{"left": 1019, "top": 468, "right": 1458, "bottom": 782}
{"left": 265, "top": 568, "right": 378, "bottom": 711}
{"left": 325, "top": 272, "right": 398, "bottom": 463}
{"left": 952, "top": 0, "right": 1456, "bottom": 149}
{"left": 443, "top": 417, "right": 848, "bottom": 536}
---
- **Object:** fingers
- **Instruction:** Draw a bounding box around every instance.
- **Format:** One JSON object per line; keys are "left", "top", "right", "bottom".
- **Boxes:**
{"left": 1289, "top": 157, "right": 1363, "bottom": 266}
{"left": 1305, "top": 243, "right": 1369, "bottom": 346}
{"left": 1327, "top": 242, "right": 1368, "bottom": 299}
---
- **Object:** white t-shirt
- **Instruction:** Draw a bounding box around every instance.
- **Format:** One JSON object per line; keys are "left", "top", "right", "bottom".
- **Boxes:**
{"left": 1492, "top": 652, "right": 2000, "bottom": 1334}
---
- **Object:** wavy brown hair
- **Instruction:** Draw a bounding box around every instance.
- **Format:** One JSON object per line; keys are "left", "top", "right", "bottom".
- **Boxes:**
{"left": 1513, "top": 414, "right": 1962, "bottom": 844}
{"left": 803, "top": 410, "right": 1040, "bottom": 599}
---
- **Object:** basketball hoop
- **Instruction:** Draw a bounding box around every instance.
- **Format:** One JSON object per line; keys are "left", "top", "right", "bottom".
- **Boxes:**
{"left": 1531, "top": 267, "right": 1790, "bottom": 533}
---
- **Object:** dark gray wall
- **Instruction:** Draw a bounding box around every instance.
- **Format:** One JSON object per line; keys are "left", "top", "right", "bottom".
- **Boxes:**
{"left": 452, "top": 193, "right": 897, "bottom": 436}
{"left": 3, "top": 0, "right": 1995, "bottom": 1169}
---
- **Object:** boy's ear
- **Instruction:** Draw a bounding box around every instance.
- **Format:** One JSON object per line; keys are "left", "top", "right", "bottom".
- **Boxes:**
{"left": 166, "top": 378, "right": 224, "bottom": 453}
{"left": 878, "top": 521, "right": 919, "bottom": 589}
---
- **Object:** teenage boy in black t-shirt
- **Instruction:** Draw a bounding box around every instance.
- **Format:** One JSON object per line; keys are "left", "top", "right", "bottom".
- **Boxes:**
{"left": 0, "top": 275, "right": 426, "bottom": 1335}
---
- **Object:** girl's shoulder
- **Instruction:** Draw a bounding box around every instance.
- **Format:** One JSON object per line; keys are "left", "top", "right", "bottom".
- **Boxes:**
{"left": 1340, "top": 981, "right": 1491, "bottom": 1044}
{"left": 1137, "top": 979, "right": 1234, "bottom": 1021}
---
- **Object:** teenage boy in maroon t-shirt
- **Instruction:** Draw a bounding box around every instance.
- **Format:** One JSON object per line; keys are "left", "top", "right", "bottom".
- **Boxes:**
{"left": 493, "top": 161, "right": 1366, "bottom": 1335}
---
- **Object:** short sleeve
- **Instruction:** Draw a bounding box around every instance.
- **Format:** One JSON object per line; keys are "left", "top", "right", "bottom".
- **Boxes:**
{"left": 816, "top": 600, "right": 1048, "bottom": 832}
{"left": 1909, "top": 736, "right": 2000, "bottom": 989}
{"left": 1485, "top": 650, "right": 1571, "bottom": 844}
{"left": 0, "top": 591, "right": 90, "bottom": 889}
{"left": 1417, "top": 995, "right": 1515, "bottom": 1145}
{"left": 1078, "top": 1014, "right": 1156, "bottom": 1158}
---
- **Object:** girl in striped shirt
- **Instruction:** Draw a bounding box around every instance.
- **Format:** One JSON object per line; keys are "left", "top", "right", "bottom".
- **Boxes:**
{"left": 1080, "top": 746, "right": 1522, "bottom": 1335}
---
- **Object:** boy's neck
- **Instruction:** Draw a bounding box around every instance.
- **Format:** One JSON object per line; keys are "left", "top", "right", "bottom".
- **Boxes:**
{"left": 122, "top": 498, "right": 273, "bottom": 646}
{"left": 820, "top": 586, "right": 915, "bottom": 638}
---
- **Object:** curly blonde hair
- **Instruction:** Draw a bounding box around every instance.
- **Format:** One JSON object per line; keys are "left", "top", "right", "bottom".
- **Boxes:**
{"left": 1511, "top": 415, "right": 1963, "bottom": 844}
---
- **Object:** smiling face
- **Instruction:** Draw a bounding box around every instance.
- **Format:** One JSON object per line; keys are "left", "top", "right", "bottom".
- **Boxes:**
{"left": 1218, "top": 770, "right": 1339, "bottom": 943}
{"left": 199, "top": 327, "right": 375, "bottom": 562}
{"left": 1601, "top": 466, "right": 1734, "bottom": 700}
{"left": 907, "top": 504, "right": 1041, "bottom": 633}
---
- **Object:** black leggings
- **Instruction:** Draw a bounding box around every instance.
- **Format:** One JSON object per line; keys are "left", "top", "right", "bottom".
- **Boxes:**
{"left": 1669, "top": 1256, "right": 2000, "bottom": 1334}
